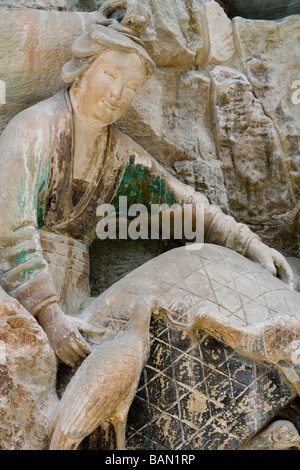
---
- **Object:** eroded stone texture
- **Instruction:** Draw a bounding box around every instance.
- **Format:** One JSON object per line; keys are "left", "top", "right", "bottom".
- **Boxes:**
{"left": 74, "top": 1, "right": 103, "bottom": 12}
{"left": 204, "top": 0, "right": 236, "bottom": 64}
{"left": 141, "top": 0, "right": 205, "bottom": 68}
{"left": 210, "top": 65, "right": 297, "bottom": 253}
{"left": 234, "top": 16, "right": 300, "bottom": 253}
{"left": 0, "top": 287, "right": 58, "bottom": 450}
{"left": 117, "top": 2, "right": 229, "bottom": 211}
{"left": 0, "top": 9, "right": 96, "bottom": 134}
{"left": 0, "top": 0, "right": 299, "bottom": 452}
{"left": 287, "top": 257, "right": 300, "bottom": 292}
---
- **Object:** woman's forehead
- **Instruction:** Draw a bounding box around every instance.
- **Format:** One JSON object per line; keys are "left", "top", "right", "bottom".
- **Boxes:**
{"left": 93, "top": 50, "right": 146, "bottom": 79}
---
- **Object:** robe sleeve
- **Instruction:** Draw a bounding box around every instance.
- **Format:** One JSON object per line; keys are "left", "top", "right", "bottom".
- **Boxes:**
{"left": 0, "top": 110, "right": 59, "bottom": 316}
{"left": 125, "top": 142, "right": 261, "bottom": 255}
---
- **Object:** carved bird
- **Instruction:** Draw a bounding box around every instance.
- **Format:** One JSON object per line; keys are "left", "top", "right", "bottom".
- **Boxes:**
{"left": 49, "top": 295, "right": 161, "bottom": 450}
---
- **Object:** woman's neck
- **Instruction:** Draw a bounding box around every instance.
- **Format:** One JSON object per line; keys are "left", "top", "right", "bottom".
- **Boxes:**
{"left": 70, "top": 92, "right": 108, "bottom": 187}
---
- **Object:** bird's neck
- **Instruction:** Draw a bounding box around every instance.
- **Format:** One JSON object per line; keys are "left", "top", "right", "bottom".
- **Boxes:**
{"left": 126, "top": 312, "right": 152, "bottom": 338}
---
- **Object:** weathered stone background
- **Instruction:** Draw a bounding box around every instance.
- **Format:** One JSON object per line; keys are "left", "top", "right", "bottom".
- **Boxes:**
{"left": 0, "top": 0, "right": 299, "bottom": 258}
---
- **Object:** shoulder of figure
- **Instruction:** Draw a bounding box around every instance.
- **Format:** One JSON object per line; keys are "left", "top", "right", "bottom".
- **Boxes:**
{"left": 2, "top": 90, "right": 68, "bottom": 138}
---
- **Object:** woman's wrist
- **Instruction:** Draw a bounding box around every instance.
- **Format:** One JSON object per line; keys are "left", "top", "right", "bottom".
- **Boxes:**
{"left": 35, "top": 302, "right": 63, "bottom": 328}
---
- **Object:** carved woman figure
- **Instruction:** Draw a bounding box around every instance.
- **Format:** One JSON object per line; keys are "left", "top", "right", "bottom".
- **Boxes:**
{"left": 0, "top": 0, "right": 293, "bottom": 370}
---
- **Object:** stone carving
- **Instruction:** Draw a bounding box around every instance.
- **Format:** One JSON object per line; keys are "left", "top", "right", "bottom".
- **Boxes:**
{"left": 0, "top": 0, "right": 299, "bottom": 451}
{"left": 239, "top": 420, "right": 300, "bottom": 450}
{"left": 40, "top": 231, "right": 91, "bottom": 315}
{"left": 49, "top": 296, "right": 163, "bottom": 450}
{"left": 287, "top": 257, "right": 300, "bottom": 293}
{"left": 0, "top": 0, "right": 293, "bottom": 367}
{"left": 0, "top": 9, "right": 96, "bottom": 135}
{"left": 80, "top": 244, "right": 299, "bottom": 450}
{"left": 185, "top": 310, "right": 300, "bottom": 395}
{"left": 96, "top": 0, "right": 152, "bottom": 38}
{"left": 1, "top": 2, "right": 299, "bottom": 257}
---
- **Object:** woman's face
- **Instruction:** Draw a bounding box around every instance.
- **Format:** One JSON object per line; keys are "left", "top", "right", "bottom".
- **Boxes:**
{"left": 71, "top": 49, "right": 147, "bottom": 126}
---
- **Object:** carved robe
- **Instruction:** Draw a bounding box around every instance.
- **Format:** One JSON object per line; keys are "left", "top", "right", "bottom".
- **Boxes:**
{"left": 0, "top": 90, "right": 259, "bottom": 318}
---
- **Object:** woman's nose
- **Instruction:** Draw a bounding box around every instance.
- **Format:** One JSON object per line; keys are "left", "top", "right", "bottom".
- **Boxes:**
{"left": 110, "top": 82, "right": 125, "bottom": 101}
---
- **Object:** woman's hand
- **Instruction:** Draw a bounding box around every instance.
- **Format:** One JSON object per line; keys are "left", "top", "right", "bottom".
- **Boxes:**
{"left": 246, "top": 238, "right": 294, "bottom": 287}
{"left": 36, "top": 304, "right": 103, "bottom": 368}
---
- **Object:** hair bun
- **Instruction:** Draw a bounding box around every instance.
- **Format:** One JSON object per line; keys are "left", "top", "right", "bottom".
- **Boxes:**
{"left": 96, "top": 0, "right": 151, "bottom": 38}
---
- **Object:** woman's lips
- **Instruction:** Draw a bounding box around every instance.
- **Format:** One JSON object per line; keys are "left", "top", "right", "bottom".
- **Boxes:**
{"left": 102, "top": 100, "right": 117, "bottom": 111}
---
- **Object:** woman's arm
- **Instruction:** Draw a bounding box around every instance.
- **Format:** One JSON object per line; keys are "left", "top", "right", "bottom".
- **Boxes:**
{"left": 125, "top": 142, "right": 293, "bottom": 285}
{"left": 0, "top": 110, "right": 58, "bottom": 313}
{"left": 0, "top": 110, "right": 91, "bottom": 367}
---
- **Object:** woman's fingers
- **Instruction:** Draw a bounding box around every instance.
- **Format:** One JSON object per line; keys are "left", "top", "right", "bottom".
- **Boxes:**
{"left": 271, "top": 249, "right": 294, "bottom": 287}
{"left": 71, "top": 317, "right": 106, "bottom": 336}
{"left": 247, "top": 239, "right": 294, "bottom": 287}
{"left": 57, "top": 331, "right": 91, "bottom": 368}
{"left": 264, "top": 257, "right": 277, "bottom": 277}
{"left": 56, "top": 345, "right": 79, "bottom": 368}
{"left": 69, "top": 332, "right": 91, "bottom": 357}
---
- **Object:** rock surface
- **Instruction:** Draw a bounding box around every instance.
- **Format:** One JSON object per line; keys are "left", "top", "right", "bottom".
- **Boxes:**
{"left": 0, "top": 9, "right": 96, "bottom": 134}
{"left": 234, "top": 15, "right": 300, "bottom": 253}
{"left": 0, "top": 287, "right": 58, "bottom": 450}
{"left": 210, "top": 65, "right": 297, "bottom": 253}
{"left": 205, "top": 0, "right": 236, "bottom": 64}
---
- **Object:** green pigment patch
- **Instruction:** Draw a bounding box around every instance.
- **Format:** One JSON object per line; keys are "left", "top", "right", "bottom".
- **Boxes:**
{"left": 112, "top": 158, "right": 179, "bottom": 213}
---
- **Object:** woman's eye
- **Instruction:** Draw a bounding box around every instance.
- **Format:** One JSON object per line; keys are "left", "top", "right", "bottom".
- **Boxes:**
{"left": 127, "top": 85, "right": 138, "bottom": 91}
{"left": 104, "top": 71, "right": 116, "bottom": 79}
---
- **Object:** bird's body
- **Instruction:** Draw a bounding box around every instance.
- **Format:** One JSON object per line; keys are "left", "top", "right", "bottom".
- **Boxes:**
{"left": 49, "top": 296, "right": 157, "bottom": 450}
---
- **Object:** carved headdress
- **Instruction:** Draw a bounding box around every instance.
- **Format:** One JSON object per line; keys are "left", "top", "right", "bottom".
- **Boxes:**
{"left": 62, "top": 0, "right": 155, "bottom": 83}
